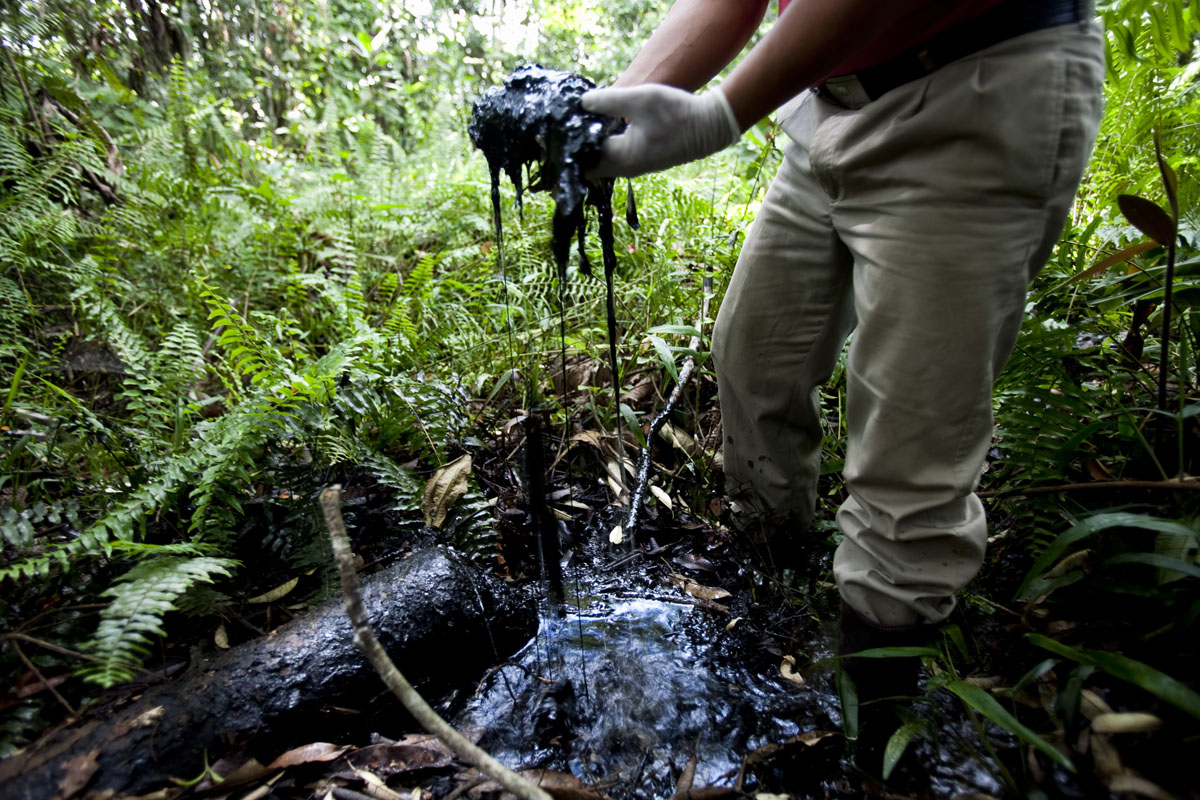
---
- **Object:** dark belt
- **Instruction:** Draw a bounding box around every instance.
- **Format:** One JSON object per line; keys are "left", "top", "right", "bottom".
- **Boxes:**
{"left": 814, "top": 0, "right": 1092, "bottom": 107}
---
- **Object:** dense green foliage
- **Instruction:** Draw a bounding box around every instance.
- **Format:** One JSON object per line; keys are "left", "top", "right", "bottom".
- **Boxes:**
{"left": 1, "top": 0, "right": 1198, "bottom": 793}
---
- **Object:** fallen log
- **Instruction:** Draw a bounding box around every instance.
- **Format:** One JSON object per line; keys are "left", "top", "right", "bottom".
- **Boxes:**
{"left": 0, "top": 547, "right": 537, "bottom": 799}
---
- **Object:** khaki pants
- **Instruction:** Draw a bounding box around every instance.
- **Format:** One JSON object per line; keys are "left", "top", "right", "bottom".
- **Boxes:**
{"left": 712, "top": 20, "right": 1105, "bottom": 626}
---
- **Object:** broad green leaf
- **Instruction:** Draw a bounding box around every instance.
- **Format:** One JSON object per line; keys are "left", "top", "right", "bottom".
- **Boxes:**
{"left": 648, "top": 335, "right": 678, "bottom": 382}
{"left": 836, "top": 666, "right": 859, "bottom": 742}
{"left": 1017, "top": 513, "right": 1199, "bottom": 600}
{"left": 882, "top": 720, "right": 925, "bottom": 779}
{"left": 946, "top": 680, "right": 1074, "bottom": 771}
{"left": 1028, "top": 634, "right": 1200, "bottom": 720}
{"left": 1103, "top": 552, "right": 1200, "bottom": 580}
{"left": 647, "top": 324, "right": 702, "bottom": 338}
{"left": 1009, "top": 658, "right": 1060, "bottom": 695}
{"left": 833, "top": 646, "right": 940, "bottom": 660}
{"left": 1153, "top": 131, "right": 1178, "bottom": 218}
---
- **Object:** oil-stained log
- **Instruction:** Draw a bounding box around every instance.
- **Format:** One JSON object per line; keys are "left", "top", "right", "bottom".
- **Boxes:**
{"left": 0, "top": 547, "right": 536, "bottom": 800}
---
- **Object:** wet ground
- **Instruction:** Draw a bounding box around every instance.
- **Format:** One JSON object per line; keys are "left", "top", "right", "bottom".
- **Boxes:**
{"left": 450, "top": 532, "right": 1010, "bottom": 800}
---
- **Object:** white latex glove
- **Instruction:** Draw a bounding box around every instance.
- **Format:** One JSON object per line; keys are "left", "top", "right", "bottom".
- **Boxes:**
{"left": 581, "top": 84, "right": 742, "bottom": 178}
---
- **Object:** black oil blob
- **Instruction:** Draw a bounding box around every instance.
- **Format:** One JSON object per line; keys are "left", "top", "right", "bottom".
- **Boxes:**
{"left": 470, "top": 66, "right": 640, "bottom": 554}
{"left": 468, "top": 64, "right": 637, "bottom": 281}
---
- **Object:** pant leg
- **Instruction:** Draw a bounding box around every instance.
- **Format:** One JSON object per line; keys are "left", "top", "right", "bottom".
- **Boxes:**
{"left": 712, "top": 97, "right": 855, "bottom": 529}
{"left": 819, "top": 20, "right": 1105, "bottom": 626}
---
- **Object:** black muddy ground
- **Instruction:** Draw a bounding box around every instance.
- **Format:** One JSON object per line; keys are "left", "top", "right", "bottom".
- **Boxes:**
{"left": 2, "top": 427, "right": 1191, "bottom": 800}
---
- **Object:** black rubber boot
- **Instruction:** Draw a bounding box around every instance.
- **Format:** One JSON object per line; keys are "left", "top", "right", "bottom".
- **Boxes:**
{"left": 837, "top": 604, "right": 933, "bottom": 777}
{"left": 838, "top": 604, "right": 930, "bottom": 702}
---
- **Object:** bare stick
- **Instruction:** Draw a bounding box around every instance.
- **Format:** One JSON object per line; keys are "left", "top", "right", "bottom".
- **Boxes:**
{"left": 11, "top": 640, "right": 77, "bottom": 719}
{"left": 319, "top": 486, "right": 553, "bottom": 800}
{"left": 2, "top": 632, "right": 107, "bottom": 664}
{"left": 623, "top": 277, "right": 713, "bottom": 543}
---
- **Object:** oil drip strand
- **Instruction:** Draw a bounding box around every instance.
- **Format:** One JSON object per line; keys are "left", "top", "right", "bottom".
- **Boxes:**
{"left": 470, "top": 65, "right": 639, "bottom": 560}
{"left": 468, "top": 68, "right": 639, "bottom": 413}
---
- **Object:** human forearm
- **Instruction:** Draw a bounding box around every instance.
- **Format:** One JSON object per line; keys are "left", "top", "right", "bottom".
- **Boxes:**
{"left": 614, "top": 0, "right": 769, "bottom": 90}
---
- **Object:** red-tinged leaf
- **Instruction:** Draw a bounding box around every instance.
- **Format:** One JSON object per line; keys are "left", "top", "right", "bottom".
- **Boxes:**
{"left": 1058, "top": 240, "right": 1158, "bottom": 287}
{"left": 267, "top": 742, "right": 350, "bottom": 769}
{"left": 1154, "top": 131, "right": 1179, "bottom": 219}
{"left": 1118, "top": 194, "right": 1175, "bottom": 245}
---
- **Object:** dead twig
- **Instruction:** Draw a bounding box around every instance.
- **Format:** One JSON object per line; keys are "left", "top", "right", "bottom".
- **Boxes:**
{"left": 2, "top": 632, "right": 107, "bottom": 664}
{"left": 622, "top": 276, "right": 713, "bottom": 544}
{"left": 319, "top": 486, "right": 553, "bottom": 800}
{"left": 11, "top": 640, "right": 77, "bottom": 719}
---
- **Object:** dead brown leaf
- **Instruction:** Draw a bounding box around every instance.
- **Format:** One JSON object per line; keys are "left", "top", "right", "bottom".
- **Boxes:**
{"left": 668, "top": 573, "right": 731, "bottom": 602}
{"left": 471, "top": 768, "right": 610, "bottom": 800}
{"left": 672, "top": 552, "right": 715, "bottom": 572}
{"left": 247, "top": 577, "right": 299, "bottom": 604}
{"left": 341, "top": 738, "right": 454, "bottom": 777}
{"left": 55, "top": 747, "right": 99, "bottom": 799}
{"left": 267, "top": 742, "right": 351, "bottom": 769}
{"left": 196, "top": 754, "right": 271, "bottom": 792}
{"left": 668, "top": 788, "right": 739, "bottom": 800}
{"left": 112, "top": 705, "right": 164, "bottom": 737}
{"left": 789, "top": 730, "right": 839, "bottom": 747}
{"left": 423, "top": 454, "right": 473, "bottom": 528}
{"left": 1106, "top": 774, "right": 1173, "bottom": 800}
{"left": 779, "top": 655, "right": 806, "bottom": 688}
{"left": 1091, "top": 712, "right": 1163, "bottom": 734}
{"left": 620, "top": 374, "right": 657, "bottom": 405}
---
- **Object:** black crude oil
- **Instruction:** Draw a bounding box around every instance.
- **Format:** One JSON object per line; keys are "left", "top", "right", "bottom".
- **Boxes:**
{"left": 470, "top": 65, "right": 638, "bottom": 577}
{"left": 468, "top": 64, "right": 634, "bottom": 279}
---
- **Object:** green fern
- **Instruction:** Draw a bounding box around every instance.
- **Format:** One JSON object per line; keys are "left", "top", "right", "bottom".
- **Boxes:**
{"left": 81, "top": 555, "right": 237, "bottom": 687}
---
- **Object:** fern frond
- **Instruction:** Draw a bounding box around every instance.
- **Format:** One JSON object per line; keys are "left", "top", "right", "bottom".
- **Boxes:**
{"left": 81, "top": 555, "right": 237, "bottom": 687}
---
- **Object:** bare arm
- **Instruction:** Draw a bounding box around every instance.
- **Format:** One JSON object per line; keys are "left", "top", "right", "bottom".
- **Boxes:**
{"left": 614, "top": 0, "right": 770, "bottom": 90}
{"left": 584, "top": 0, "right": 935, "bottom": 178}
{"left": 616, "top": 0, "right": 932, "bottom": 127}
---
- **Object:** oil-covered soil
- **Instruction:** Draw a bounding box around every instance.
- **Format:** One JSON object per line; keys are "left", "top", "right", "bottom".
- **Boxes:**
{"left": 4, "top": 421, "right": 1196, "bottom": 800}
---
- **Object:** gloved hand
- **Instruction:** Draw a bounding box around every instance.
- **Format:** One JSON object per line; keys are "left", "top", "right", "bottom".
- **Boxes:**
{"left": 581, "top": 84, "right": 742, "bottom": 178}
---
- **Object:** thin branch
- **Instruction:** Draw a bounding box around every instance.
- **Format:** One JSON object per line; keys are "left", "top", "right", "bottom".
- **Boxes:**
{"left": 319, "top": 486, "right": 553, "bottom": 800}
{"left": 2, "top": 632, "right": 107, "bottom": 664}
{"left": 623, "top": 277, "right": 713, "bottom": 542}
{"left": 979, "top": 477, "right": 1200, "bottom": 499}
{"left": 11, "top": 640, "right": 78, "bottom": 719}
{"left": 1, "top": 42, "right": 46, "bottom": 144}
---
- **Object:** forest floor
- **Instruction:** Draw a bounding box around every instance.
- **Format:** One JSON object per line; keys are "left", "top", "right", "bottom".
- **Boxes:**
{"left": 11, "top": 362, "right": 1193, "bottom": 800}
